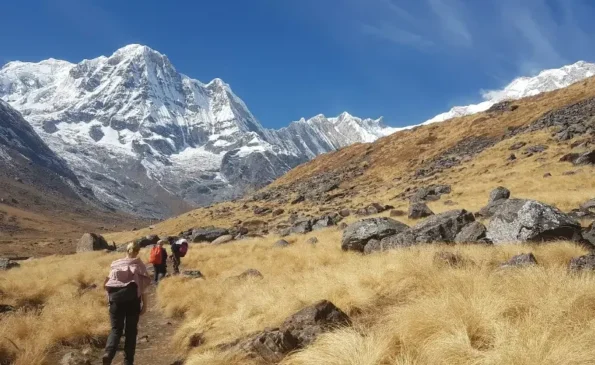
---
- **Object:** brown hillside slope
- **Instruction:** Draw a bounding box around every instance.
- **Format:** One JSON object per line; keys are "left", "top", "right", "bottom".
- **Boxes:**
{"left": 106, "top": 76, "right": 595, "bottom": 244}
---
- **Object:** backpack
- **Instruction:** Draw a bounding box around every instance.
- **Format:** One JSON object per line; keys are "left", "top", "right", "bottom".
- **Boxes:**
{"left": 178, "top": 241, "right": 189, "bottom": 257}
{"left": 149, "top": 245, "right": 163, "bottom": 265}
{"left": 106, "top": 264, "right": 139, "bottom": 303}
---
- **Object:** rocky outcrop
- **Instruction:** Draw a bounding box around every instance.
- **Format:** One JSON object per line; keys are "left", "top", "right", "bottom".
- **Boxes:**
{"left": 0, "top": 258, "right": 19, "bottom": 271}
{"left": 408, "top": 202, "right": 434, "bottom": 219}
{"left": 222, "top": 300, "right": 350, "bottom": 362}
{"left": 183, "top": 270, "right": 204, "bottom": 279}
{"left": 211, "top": 235, "right": 234, "bottom": 245}
{"left": 477, "top": 187, "right": 511, "bottom": 218}
{"left": 500, "top": 253, "right": 538, "bottom": 268}
{"left": 582, "top": 223, "right": 595, "bottom": 246}
{"left": 569, "top": 254, "right": 595, "bottom": 271}
{"left": 76, "top": 233, "right": 113, "bottom": 253}
{"left": 341, "top": 218, "right": 409, "bottom": 252}
{"left": 486, "top": 199, "right": 583, "bottom": 244}
{"left": 191, "top": 227, "right": 229, "bottom": 243}
{"left": 454, "top": 221, "right": 488, "bottom": 243}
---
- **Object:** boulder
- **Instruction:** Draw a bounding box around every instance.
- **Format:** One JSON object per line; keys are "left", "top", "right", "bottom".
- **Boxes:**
{"left": 191, "top": 227, "right": 229, "bottom": 243}
{"left": 575, "top": 150, "right": 595, "bottom": 165}
{"left": 488, "top": 186, "right": 511, "bottom": 204}
{"left": 222, "top": 300, "right": 350, "bottom": 362}
{"left": 135, "top": 234, "right": 160, "bottom": 248}
{"left": 236, "top": 269, "right": 263, "bottom": 280}
{"left": 486, "top": 199, "right": 583, "bottom": 244}
{"left": 312, "top": 216, "right": 335, "bottom": 231}
{"left": 569, "top": 254, "right": 595, "bottom": 271}
{"left": 291, "top": 219, "right": 313, "bottom": 234}
{"left": 253, "top": 207, "right": 272, "bottom": 216}
{"left": 211, "top": 235, "right": 234, "bottom": 245}
{"left": 341, "top": 218, "right": 409, "bottom": 252}
{"left": 60, "top": 350, "right": 92, "bottom": 365}
{"left": 477, "top": 187, "right": 511, "bottom": 218}
{"left": 509, "top": 141, "right": 526, "bottom": 150}
{"left": 291, "top": 195, "right": 305, "bottom": 205}
{"left": 500, "top": 253, "right": 538, "bottom": 268}
{"left": 272, "top": 208, "right": 285, "bottom": 217}
{"left": 411, "top": 184, "right": 451, "bottom": 202}
{"left": 0, "top": 304, "right": 14, "bottom": 314}
{"left": 0, "top": 258, "right": 19, "bottom": 271}
{"left": 339, "top": 209, "right": 351, "bottom": 217}
{"left": 397, "top": 209, "right": 475, "bottom": 245}
{"left": 433, "top": 251, "right": 465, "bottom": 267}
{"left": 408, "top": 201, "right": 434, "bottom": 219}
{"left": 76, "top": 233, "right": 112, "bottom": 253}
{"left": 581, "top": 199, "right": 595, "bottom": 213}
{"left": 241, "top": 220, "right": 268, "bottom": 233}
{"left": 183, "top": 270, "right": 205, "bottom": 279}
{"left": 366, "top": 203, "right": 386, "bottom": 215}
{"left": 525, "top": 145, "right": 548, "bottom": 154}
{"left": 274, "top": 239, "right": 290, "bottom": 248}
{"left": 582, "top": 223, "right": 595, "bottom": 246}
{"left": 454, "top": 222, "right": 488, "bottom": 243}
{"left": 390, "top": 209, "right": 406, "bottom": 217}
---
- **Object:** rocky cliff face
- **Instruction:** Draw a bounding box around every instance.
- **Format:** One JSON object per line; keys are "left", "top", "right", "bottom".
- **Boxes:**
{"left": 0, "top": 45, "right": 395, "bottom": 217}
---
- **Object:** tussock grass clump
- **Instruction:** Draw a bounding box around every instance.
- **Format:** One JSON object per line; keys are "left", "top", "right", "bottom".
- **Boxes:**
{"left": 154, "top": 230, "right": 595, "bottom": 365}
{"left": 0, "top": 252, "right": 114, "bottom": 364}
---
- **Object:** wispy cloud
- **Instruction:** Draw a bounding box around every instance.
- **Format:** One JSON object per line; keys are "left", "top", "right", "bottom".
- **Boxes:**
{"left": 362, "top": 23, "right": 434, "bottom": 50}
{"left": 427, "top": 0, "right": 473, "bottom": 47}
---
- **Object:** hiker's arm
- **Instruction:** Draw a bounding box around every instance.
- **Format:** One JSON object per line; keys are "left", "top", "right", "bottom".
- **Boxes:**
{"left": 140, "top": 293, "right": 147, "bottom": 315}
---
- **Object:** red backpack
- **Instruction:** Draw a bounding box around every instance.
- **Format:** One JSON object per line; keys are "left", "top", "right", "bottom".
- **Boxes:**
{"left": 149, "top": 245, "right": 163, "bottom": 265}
{"left": 178, "top": 241, "right": 189, "bottom": 257}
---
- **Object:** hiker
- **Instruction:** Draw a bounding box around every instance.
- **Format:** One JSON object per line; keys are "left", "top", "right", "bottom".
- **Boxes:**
{"left": 149, "top": 240, "right": 168, "bottom": 283}
{"left": 171, "top": 238, "right": 188, "bottom": 274}
{"left": 102, "top": 241, "right": 151, "bottom": 365}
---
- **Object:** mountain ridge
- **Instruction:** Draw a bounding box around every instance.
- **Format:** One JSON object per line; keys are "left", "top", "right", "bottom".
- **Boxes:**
{"left": 0, "top": 44, "right": 394, "bottom": 217}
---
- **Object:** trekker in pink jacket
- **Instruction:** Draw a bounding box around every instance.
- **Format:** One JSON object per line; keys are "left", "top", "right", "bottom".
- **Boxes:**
{"left": 102, "top": 241, "right": 151, "bottom": 365}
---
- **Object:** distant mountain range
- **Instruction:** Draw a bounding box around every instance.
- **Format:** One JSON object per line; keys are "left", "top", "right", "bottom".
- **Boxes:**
{"left": 1, "top": 44, "right": 594, "bottom": 217}
{"left": 0, "top": 45, "right": 395, "bottom": 217}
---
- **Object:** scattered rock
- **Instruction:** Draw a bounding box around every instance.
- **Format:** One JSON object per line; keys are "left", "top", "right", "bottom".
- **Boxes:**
{"left": 339, "top": 209, "right": 351, "bottom": 217}
{"left": 569, "top": 254, "right": 595, "bottom": 271}
{"left": 563, "top": 170, "right": 578, "bottom": 176}
{"left": 291, "top": 219, "right": 313, "bottom": 234}
{"left": 559, "top": 150, "right": 595, "bottom": 165}
{"left": 338, "top": 222, "right": 348, "bottom": 230}
{"left": 582, "top": 223, "right": 595, "bottom": 246}
{"left": 509, "top": 141, "right": 526, "bottom": 150}
{"left": 410, "top": 184, "right": 451, "bottom": 202}
{"left": 390, "top": 209, "right": 406, "bottom": 217}
{"left": 443, "top": 200, "right": 458, "bottom": 206}
{"left": 507, "top": 153, "right": 517, "bottom": 161}
{"left": 500, "top": 253, "right": 538, "bottom": 269}
{"left": 183, "top": 270, "right": 205, "bottom": 279}
{"left": 0, "top": 258, "right": 19, "bottom": 271}
{"left": 236, "top": 269, "right": 264, "bottom": 280}
{"left": 60, "top": 351, "right": 92, "bottom": 365}
{"left": 191, "top": 227, "right": 229, "bottom": 243}
{"left": 135, "top": 234, "right": 160, "bottom": 248}
{"left": 489, "top": 186, "right": 511, "bottom": 204}
{"left": 0, "top": 304, "right": 15, "bottom": 313}
{"left": 477, "top": 187, "right": 511, "bottom": 218}
{"left": 312, "top": 216, "right": 335, "bottom": 230}
{"left": 402, "top": 209, "right": 475, "bottom": 244}
{"left": 543, "top": 172, "right": 552, "bottom": 178}
{"left": 253, "top": 207, "right": 272, "bottom": 216}
{"left": 454, "top": 221, "right": 488, "bottom": 243}
{"left": 486, "top": 199, "right": 583, "bottom": 244}
{"left": 272, "top": 208, "right": 285, "bottom": 217}
{"left": 408, "top": 201, "right": 434, "bottom": 219}
{"left": 76, "top": 233, "right": 113, "bottom": 253}
{"left": 341, "top": 218, "right": 409, "bottom": 252}
{"left": 524, "top": 145, "right": 548, "bottom": 155}
{"left": 211, "top": 235, "right": 234, "bottom": 245}
{"left": 366, "top": 202, "right": 386, "bottom": 215}
{"left": 433, "top": 251, "right": 465, "bottom": 267}
{"left": 581, "top": 199, "right": 595, "bottom": 213}
{"left": 274, "top": 239, "right": 290, "bottom": 248}
{"left": 306, "top": 237, "right": 319, "bottom": 245}
{"left": 291, "top": 195, "right": 305, "bottom": 205}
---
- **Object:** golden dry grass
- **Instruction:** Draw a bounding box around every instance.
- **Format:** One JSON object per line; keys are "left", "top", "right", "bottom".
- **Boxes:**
{"left": 147, "top": 229, "right": 595, "bottom": 365}
{"left": 0, "top": 253, "right": 114, "bottom": 364}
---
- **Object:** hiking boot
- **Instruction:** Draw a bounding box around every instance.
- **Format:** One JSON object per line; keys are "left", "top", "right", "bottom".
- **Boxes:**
{"left": 102, "top": 353, "right": 112, "bottom": 365}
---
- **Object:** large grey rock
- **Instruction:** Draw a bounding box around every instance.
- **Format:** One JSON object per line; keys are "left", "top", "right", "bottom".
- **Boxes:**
{"left": 500, "top": 253, "right": 538, "bottom": 268}
{"left": 135, "top": 234, "right": 160, "bottom": 248}
{"left": 291, "top": 219, "right": 313, "bottom": 234}
{"left": 581, "top": 199, "right": 595, "bottom": 213}
{"left": 486, "top": 199, "right": 583, "bottom": 244}
{"left": 582, "top": 223, "right": 595, "bottom": 246}
{"left": 0, "top": 258, "right": 19, "bottom": 271}
{"left": 211, "top": 235, "right": 234, "bottom": 245}
{"left": 341, "top": 218, "right": 409, "bottom": 252}
{"left": 76, "top": 233, "right": 112, "bottom": 253}
{"left": 489, "top": 186, "right": 511, "bottom": 204}
{"left": 274, "top": 239, "right": 290, "bottom": 248}
{"left": 191, "top": 227, "right": 229, "bottom": 243}
{"left": 222, "top": 300, "right": 350, "bottom": 362}
{"left": 454, "top": 222, "right": 488, "bottom": 243}
{"left": 569, "top": 254, "right": 595, "bottom": 271}
{"left": 408, "top": 201, "right": 434, "bottom": 219}
{"left": 312, "top": 216, "right": 335, "bottom": 230}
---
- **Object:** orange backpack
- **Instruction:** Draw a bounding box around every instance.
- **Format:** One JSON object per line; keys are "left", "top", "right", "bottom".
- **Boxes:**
{"left": 149, "top": 245, "right": 163, "bottom": 265}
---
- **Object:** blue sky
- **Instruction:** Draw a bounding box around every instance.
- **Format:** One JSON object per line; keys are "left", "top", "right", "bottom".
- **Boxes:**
{"left": 2, "top": 0, "right": 595, "bottom": 129}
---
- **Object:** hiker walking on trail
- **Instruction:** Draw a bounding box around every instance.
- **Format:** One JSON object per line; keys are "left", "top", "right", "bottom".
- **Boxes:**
{"left": 102, "top": 241, "right": 151, "bottom": 365}
{"left": 149, "top": 240, "right": 168, "bottom": 283}
{"left": 171, "top": 238, "right": 189, "bottom": 274}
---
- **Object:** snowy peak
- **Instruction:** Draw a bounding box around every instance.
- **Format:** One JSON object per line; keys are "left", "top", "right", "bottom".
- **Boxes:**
{"left": 0, "top": 44, "right": 391, "bottom": 217}
{"left": 424, "top": 60, "right": 595, "bottom": 125}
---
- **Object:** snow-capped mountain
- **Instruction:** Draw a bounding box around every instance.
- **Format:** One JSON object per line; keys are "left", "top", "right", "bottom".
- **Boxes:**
{"left": 0, "top": 44, "right": 394, "bottom": 217}
{"left": 423, "top": 61, "right": 595, "bottom": 125}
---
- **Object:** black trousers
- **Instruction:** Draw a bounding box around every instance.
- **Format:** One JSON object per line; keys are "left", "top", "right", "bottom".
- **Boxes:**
{"left": 153, "top": 264, "right": 166, "bottom": 282}
{"left": 105, "top": 298, "right": 141, "bottom": 365}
